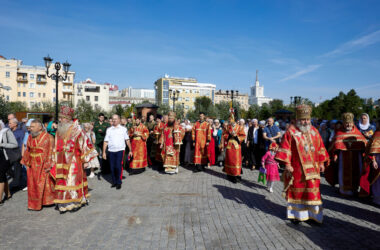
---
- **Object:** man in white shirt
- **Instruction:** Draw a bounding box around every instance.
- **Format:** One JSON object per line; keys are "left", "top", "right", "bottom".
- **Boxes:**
{"left": 103, "top": 114, "right": 132, "bottom": 190}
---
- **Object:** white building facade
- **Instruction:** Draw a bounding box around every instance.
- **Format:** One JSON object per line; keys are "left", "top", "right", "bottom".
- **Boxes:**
{"left": 73, "top": 79, "right": 110, "bottom": 111}
{"left": 249, "top": 70, "right": 272, "bottom": 106}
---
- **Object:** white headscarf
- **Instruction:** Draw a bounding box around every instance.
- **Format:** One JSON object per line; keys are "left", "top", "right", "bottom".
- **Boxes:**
{"left": 0, "top": 120, "right": 8, "bottom": 143}
{"left": 359, "top": 113, "right": 370, "bottom": 131}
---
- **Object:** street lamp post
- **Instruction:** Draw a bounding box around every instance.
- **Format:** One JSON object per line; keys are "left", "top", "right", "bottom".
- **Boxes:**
{"left": 43, "top": 55, "right": 71, "bottom": 121}
{"left": 169, "top": 89, "right": 179, "bottom": 112}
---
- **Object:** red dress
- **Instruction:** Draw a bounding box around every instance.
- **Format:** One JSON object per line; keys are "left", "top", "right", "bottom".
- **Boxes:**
{"left": 262, "top": 151, "right": 280, "bottom": 181}
{"left": 208, "top": 128, "right": 215, "bottom": 165}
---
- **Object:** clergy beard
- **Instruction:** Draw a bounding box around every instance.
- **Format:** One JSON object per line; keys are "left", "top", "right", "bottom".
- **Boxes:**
{"left": 167, "top": 121, "right": 175, "bottom": 127}
{"left": 57, "top": 121, "right": 73, "bottom": 136}
{"left": 296, "top": 121, "right": 311, "bottom": 133}
{"left": 31, "top": 131, "right": 41, "bottom": 138}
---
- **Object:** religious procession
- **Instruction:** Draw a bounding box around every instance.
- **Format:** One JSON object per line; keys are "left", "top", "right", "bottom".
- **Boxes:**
{"left": 0, "top": 104, "right": 379, "bottom": 225}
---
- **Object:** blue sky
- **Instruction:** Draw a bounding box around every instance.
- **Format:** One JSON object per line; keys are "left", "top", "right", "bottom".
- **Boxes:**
{"left": 1, "top": 0, "right": 380, "bottom": 103}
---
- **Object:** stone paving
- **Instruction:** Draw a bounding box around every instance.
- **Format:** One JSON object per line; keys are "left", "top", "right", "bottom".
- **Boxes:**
{"left": 1, "top": 166, "right": 380, "bottom": 249}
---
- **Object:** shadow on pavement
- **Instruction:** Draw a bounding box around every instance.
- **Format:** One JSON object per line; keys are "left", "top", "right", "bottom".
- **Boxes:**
{"left": 206, "top": 168, "right": 266, "bottom": 190}
{"left": 213, "top": 184, "right": 284, "bottom": 220}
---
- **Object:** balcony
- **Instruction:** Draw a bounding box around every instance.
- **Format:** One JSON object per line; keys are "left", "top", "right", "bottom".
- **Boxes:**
{"left": 17, "top": 73, "right": 28, "bottom": 82}
{"left": 62, "top": 88, "right": 73, "bottom": 93}
{"left": 36, "top": 75, "right": 47, "bottom": 84}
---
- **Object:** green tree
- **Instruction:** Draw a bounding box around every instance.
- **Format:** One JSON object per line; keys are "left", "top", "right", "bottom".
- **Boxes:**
{"left": 259, "top": 104, "right": 271, "bottom": 120}
{"left": 75, "top": 99, "right": 95, "bottom": 122}
{"left": 174, "top": 104, "right": 185, "bottom": 120}
{"left": 158, "top": 103, "right": 171, "bottom": 115}
{"left": 0, "top": 95, "right": 11, "bottom": 121}
{"left": 246, "top": 104, "right": 260, "bottom": 119}
{"left": 113, "top": 104, "right": 125, "bottom": 117}
{"left": 8, "top": 101, "right": 28, "bottom": 113}
{"left": 269, "top": 99, "right": 284, "bottom": 115}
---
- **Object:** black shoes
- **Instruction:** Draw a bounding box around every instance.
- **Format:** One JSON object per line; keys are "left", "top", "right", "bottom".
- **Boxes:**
{"left": 111, "top": 184, "right": 116, "bottom": 188}
{"left": 116, "top": 184, "right": 121, "bottom": 190}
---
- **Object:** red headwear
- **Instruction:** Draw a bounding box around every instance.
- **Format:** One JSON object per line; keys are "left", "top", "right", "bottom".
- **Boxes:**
{"left": 59, "top": 106, "right": 74, "bottom": 120}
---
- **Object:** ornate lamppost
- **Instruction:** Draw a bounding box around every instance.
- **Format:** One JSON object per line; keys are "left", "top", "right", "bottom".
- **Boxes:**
{"left": 169, "top": 89, "right": 180, "bottom": 111}
{"left": 226, "top": 90, "right": 239, "bottom": 113}
{"left": 43, "top": 55, "right": 71, "bottom": 121}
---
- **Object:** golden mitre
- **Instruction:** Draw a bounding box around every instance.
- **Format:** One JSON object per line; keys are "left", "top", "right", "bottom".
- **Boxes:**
{"left": 296, "top": 104, "right": 312, "bottom": 120}
{"left": 342, "top": 112, "right": 354, "bottom": 123}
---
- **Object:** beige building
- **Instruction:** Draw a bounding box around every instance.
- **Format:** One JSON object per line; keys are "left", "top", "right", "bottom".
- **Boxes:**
{"left": 0, "top": 55, "right": 75, "bottom": 108}
{"left": 154, "top": 75, "right": 216, "bottom": 112}
{"left": 73, "top": 79, "right": 111, "bottom": 111}
{"left": 214, "top": 90, "right": 249, "bottom": 110}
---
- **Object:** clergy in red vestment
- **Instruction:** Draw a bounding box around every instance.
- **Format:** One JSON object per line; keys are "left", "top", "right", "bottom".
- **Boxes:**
{"left": 220, "top": 113, "right": 246, "bottom": 183}
{"left": 328, "top": 112, "right": 367, "bottom": 196}
{"left": 192, "top": 112, "right": 211, "bottom": 172}
{"left": 275, "top": 105, "right": 329, "bottom": 224}
{"left": 21, "top": 119, "right": 55, "bottom": 211}
{"left": 159, "top": 112, "right": 184, "bottom": 174}
{"left": 54, "top": 106, "right": 98, "bottom": 213}
{"left": 154, "top": 116, "right": 166, "bottom": 164}
{"left": 128, "top": 117, "right": 149, "bottom": 175}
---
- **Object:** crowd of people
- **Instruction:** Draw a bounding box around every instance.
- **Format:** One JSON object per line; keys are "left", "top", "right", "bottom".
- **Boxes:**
{"left": 0, "top": 104, "right": 379, "bottom": 225}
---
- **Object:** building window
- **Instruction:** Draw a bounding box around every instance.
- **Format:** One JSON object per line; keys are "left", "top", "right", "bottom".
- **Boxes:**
{"left": 43, "top": 93, "right": 46, "bottom": 98}
{"left": 30, "top": 101, "right": 35, "bottom": 106}
{"left": 30, "top": 74, "right": 34, "bottom": 79}
{"left": 23, "top": 92, "right": 26, "bottom": 97}
{"left": 178, "top": 97, "right": 182, "bottom": 101}
{"left": 185, "top": 105, "right": 189, "bottom": 109}
{"left": 23, "top": 83, "right": 26, "bottom": 88}
{"left": 192, "top": 98, "right": 195, "bottom": 102}
{"left": 38, "top": 93, "right": 41, "bottom": 97}
{"left": 18, "top": 92, "right": 21, "bottom": 97}
{"left": 30, "top": 92, "right": 34, "bottom": 97}
{"left": 53, "top": 97, "right": 56, "bottom": 102}
{"left": 53, "top": 89, "right": 56, "bottom": 93}
{"left": 17, "top": 83, "right": 21, "bottom": 88}
{"left": 68, "top": 76, "right": 71, "bottom": 81}
{"left": 6, "top": 96, "right": 9, "bottom": 101}
{"left": 5, "top": 72, "right": 10, "bottom": 78}
{"left": 185, "top": 97, "right": 190, "bottom": 101}
{"left": 94, "top": 96, "right": 98, "bottom": 101}
{"left": 30, "top": 83, "right": 35, "bottom": 88}
{"left": 86, "top": 96, "right": 90, "bottom": 101}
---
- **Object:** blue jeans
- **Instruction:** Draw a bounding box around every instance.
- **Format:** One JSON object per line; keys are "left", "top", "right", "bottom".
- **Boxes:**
{"left": 108, "top": 151, "right": 124, "bottom": 185}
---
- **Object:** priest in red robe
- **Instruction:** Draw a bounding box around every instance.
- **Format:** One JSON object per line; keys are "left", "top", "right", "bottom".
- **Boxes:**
{"left": 21, "top": 119, "right": 55, "bottom": 211}
{"left": 159, "top": 112, "right": 184, "bottom": 174}
{"left": 192, "top": 112, "right": 211, "bottom": 172}
{"left": 128, "top": 117, "right": 149, "bottom": 175}
{"left": 275, "top": 105, "right": 329, "bottom": 224}
{"left": 328, "top": 112, "right": 367, "bottom": 196}
{"left": 220, "top": 113, "right": 246, "bottom": 183}
{"left": 54, "top": 106, "right": 98, "bottom": 213}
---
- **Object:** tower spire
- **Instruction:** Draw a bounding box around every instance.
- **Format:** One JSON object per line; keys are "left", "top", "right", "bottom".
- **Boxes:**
{"left": 255, "top": 69, "right": 259, "bottom": 86}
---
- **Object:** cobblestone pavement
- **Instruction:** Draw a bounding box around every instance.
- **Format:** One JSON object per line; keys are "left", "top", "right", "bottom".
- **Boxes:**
{"left": 1, "top": 166, "right": 380, "bottom": 250}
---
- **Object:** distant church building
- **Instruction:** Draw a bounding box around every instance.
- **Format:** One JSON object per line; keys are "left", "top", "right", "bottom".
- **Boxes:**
{"left": 249, "top": 70, "right": 272, "bottom": 106}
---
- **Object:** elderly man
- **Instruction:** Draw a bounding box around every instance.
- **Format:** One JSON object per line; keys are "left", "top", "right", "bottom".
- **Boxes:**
{"left": 263, "top": 117, "right": 281, "bottom": 151}
{"left": 128, "top": 117, "right": 149, "bottom": 175}
{"left": 247, "top": 119, "right": 260, "bottom": 169}
{"left": 328, "top": 113, "right": 367, "bottom": 196}
{"left": 103, "top": 114, "right": 132, "bottom": 189}
{"left": 54, "top": 106, "right": 98, "bottom": 213}
{"left": 21, "top": 119, "right": 55, "bottom": 211}
{"left": 275, "top": 105, "right": 329, "bottom": 224}
{"left": 160, "top": 112, "right": 184, "bottom": 174}
{"left": 192, "top": 112, "right": 211, "bottom": 172}
{"left": 8, "top": 117, "right": 25, "bottom": 190}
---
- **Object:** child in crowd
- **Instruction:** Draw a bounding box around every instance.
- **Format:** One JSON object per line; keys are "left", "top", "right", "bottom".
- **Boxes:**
{"left": 261, "top": 142, "right": 280, "bottom": 193}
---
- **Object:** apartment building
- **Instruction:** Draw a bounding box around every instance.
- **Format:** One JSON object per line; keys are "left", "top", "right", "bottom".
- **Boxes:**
{"left": 214, "top": 90, "right": 250, "bottom": 110}
{"left": 154, "top": 75, "right": 216, "bottom": 112}
{"left": 73, "top": 79, "right": 111, "bottom": 111}
{"left": 0, "top": 55, "right": 75, "bottom": 107}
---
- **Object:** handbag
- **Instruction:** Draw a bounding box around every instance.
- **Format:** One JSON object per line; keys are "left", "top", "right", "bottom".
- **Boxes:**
{"left": 4, "top": 130, "right": 22, "bottom": 164}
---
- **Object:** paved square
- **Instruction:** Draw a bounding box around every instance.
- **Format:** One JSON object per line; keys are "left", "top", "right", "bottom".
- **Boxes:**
{"left": 1, "top": 166, "right": 379, "bottom": 249}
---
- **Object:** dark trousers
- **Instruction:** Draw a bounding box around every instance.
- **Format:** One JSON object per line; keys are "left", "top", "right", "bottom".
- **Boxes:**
{"left": 11, "top": 162, "right": 26, "bottom": 188}
{"left": 109, "top": 151, "right": 124, "bottom": 185}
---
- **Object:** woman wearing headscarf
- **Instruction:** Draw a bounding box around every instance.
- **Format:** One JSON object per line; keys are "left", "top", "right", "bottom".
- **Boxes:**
{"left": 0, "top": 120, "right": 18, "bottom": 205}
{"left": 358, "top": 113, "right": 376, "bottom": 140}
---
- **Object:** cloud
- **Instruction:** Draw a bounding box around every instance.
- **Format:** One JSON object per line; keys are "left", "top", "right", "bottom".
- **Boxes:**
{"left": 322, "top": 29, "right": 380, "bottom": 58}
{"left": 279, "top": 64, "right": 322, "bottom": 82}
{"left": 355, "top": 83, "right": 380, "bottom": 90}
